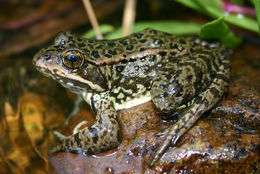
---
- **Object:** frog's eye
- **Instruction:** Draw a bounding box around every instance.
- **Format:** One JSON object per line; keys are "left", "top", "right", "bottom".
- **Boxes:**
{"left": 62, "top": 50, "right": 84, "bottom": 69}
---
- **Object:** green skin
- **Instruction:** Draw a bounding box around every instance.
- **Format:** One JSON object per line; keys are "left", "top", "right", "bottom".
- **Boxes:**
{"left": 33, "top": 28, "right": 230, "bottom": 167}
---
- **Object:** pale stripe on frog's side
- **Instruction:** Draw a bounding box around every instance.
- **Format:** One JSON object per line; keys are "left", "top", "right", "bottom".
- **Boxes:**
{"left": 33, "top": 28, "right": 230, "bottom": 167}
{"left": 82, "top": 90, "right": 152, "bottom": 111}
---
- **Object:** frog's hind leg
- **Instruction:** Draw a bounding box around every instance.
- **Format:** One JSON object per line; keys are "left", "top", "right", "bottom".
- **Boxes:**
{"left": 150, "top": 55, "right": 230, "bottom": 167}
{"left": 50, "top": 98, "right": 120, "bottom": 155}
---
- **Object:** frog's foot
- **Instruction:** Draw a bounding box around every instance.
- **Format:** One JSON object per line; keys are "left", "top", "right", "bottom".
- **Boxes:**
{"left": 50, "top": 97, "right": 120, "bottom": 155}
{"left": 150, "top": 68, "right": 229, "bottom": 167}
{"left": 65, "top": 96, "right": 84, "bottom": 125}
{"left": 155, "top": 128, "right": 170, "bottom": 137}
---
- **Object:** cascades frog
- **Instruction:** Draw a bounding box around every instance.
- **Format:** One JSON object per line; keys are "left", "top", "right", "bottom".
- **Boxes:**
{"left": 33, "top": 28, "right": 230, "bottom": 166}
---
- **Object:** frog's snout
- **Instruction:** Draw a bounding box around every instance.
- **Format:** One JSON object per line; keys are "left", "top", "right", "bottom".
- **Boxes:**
{"left": 32, "top": 50, "right": 44, "bottom": 67}
{"left": 33, "top": 48, "right": 62, "bottom": 72}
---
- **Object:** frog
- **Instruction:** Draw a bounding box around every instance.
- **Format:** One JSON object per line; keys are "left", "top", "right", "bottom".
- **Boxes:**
{"left": 33, "top": 28, "right": 230, "bottom": 167}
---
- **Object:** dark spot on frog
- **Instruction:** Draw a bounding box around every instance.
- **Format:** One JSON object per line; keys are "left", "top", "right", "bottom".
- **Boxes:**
{"left": 182, "top": 94, "right": 192, "bottom": 104}
{"left": 126, "top": 45, "right": 134, "bottom": 51}
{"left": 198, "top": 54, "right": 211, "bottom": 69}
{"left": 169, "top": 43, "right": 178, "bottom": 49}
{"left": 116, "top": 65, "right": 124, "bottom": 72}
{"left": 108, "top": 50, "right": 117, "bottom": 55}
{"left": 102, "top": 130, "right": 108, "bottom": 136}
{"left": 104, "top": 54, "right": 112, "bottom": 58}
{"left": 135, "top": 33, "right": 143, "bottom": 39}
{"left": 74, "top": 133, "right": 82, "bottom": 147}
{"left": 140, "top": 39, "right": 147, "bottom": 43}
{"left": 139, "top": 48, "right": 145, "bottom": 51}
{"left": 68, "top": 36, "right": 73, "bottom": 42}
{"left": 96, "top": 45, "right": 102, "bottom": 49}
{"left": 91, "top": 51, "right": 100, "bottom": 59}
{"left": 57, "top": 48, "right": 63, "bottom": 52}
{"left": 89, "top": 127, "right": 99, "bottom": 144}
{"left": 123, "top": 54, "right": 127, "bottom": 58}
{"left": 209, "top": 87, "right": 219, "bottom": 98}
{"left": 130, "top": 58, "right": 136, "bottom": 62}
{"left": 88, "top": 39, "right": 94, "bottom": 43}
{"left": 215, "top": 74, "right": 229, "bottom": 83}
{"left": 87, "top": 44, "right": 94, "bottom": 49}
{"left": 149, "top": 29, "right": 158, "bottom": 34}
{"left": 46, "top": 48, "right": 55, "bottom": 52}
{"left": 86, "top": 148, "right": 95, "bottom": 154}
{"left": 119, "top": 40, "right": 128, "bottom": 45}
{"left": 159, "top": 51, "right": 167, "bottom": 57}
{"left": 107, "top": 42, "right": 115, "bottom": 47}
{"left": 121, "top": 59, "right": 128, "bottom": 64}
{"left": 98, "top": 119, "right": 103, "bottom": 125}
{"left": 82, "top": 48, "right": 90, "bottom": 52}
{"left": 69, "top": 44, "right": 76, "bottom": 47}
{"left": 78, "top": 43, "right": 86, "bottom": 47}
{"left": 180, "top": 39, "right": 186, "bottom": 44}
{"left": 187, "top": 75, "right": 193, "bottom": 81}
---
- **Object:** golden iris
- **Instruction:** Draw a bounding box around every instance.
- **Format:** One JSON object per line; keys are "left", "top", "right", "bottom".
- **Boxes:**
{"left": 62, "top": 50, "right": 84, "bottom": 69}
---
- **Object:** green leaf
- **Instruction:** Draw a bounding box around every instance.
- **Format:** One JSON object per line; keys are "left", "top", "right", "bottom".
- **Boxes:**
{"left": 255, "top": 0, "right": 260, "bottom": 34}
{"left": 82, "top": 24, "right": 115, "bottom": 38}
{"left": 229, "top": 0, "right": 244, "bottom": 5}
{"left": 250, "top": 0, "right": 255, "bottom": 6}
{"left": 200, "top": 17, "right": 242, "bottom": 48}
{"left": 105, "top": 21, "right": 201, "bottom": 39}
{"left": 175, "top": 0, "right": 259, "bottom": 33}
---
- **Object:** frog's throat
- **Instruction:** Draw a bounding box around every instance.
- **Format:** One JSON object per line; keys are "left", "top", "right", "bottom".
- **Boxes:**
{"left": 82, "top": 91, "right": 152, "bottom": 111}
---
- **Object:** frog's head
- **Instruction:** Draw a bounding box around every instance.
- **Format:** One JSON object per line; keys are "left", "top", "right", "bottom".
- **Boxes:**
{"left": 33, "top": 31, "right": 107, "bottom": 94}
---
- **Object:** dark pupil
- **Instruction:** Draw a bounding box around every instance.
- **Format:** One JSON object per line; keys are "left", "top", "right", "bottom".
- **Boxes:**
{"left": 67, "top": 54, "right": 78, "bottom": 62}
{"left": 63, "top": 50, "right": 84, "bottom": 69}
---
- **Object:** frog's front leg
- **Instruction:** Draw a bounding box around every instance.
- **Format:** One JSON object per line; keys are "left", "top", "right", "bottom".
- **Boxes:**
{"left": 50, "top": 94, "right": 120, "bottom": 154}
{"left": 150, "top": 54, "right": 230, "bottom": 167}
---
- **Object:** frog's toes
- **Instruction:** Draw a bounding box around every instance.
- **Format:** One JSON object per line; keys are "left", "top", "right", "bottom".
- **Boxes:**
{"left": 171, "top": 135, "right": 179, "bottom": 146}
{"left": 49, "top": 145, "right": 63, "bottom": 154}
{"left": 155, "top": 129, "right": 170, "bottom": 137}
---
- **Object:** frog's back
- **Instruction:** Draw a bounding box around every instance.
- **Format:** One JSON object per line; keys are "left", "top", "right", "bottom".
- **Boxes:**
{"left": 81, "top": 28, "right": 188, "bottom": 63}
